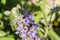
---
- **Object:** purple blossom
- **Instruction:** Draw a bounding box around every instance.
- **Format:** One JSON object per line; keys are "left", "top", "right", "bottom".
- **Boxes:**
{"left": 29, "top": 30, "right": 37, "bottom": 40}
{"left": 15, "top": 24, "right": 23, "bottom": 35}
{"left": 24, "top": 14, "right": 31, "bottom": 18}
{"left": 32, "top": 24, "right": 39, "bottom": 28}
{"left": 24, "top": 18, "right": 30, "bottom": 26}
{"left": 21, "top": 29, "right": 27, "bottom": 40}
{"left": 16, "top": 24, "right": 23, "bottom": 31}
{"left": 24, "top": 14, "right": 34, "bottom": 20}
{"left": 32, "top": 31, "right": 37, "bottom": 37}
{"left": 21, "top": 29, "right": 27, "bottom": 38}
{"left": 38, "top": 38, "right": 43, "bottom": 40}
{"left": 22, "top": 37, "right": 25, "bottom": 40}
{"left": 16, "top": 27, "right": 21, "bottom": 31}
{"left": 26, "top": 14, "right": 34, "bottom": 22}
{"left": 15, "top": 10, "right": 42, "bottom": 40}
{"left": 28, "top": 14, "right": 34, "bottom": 20}
{"left": 17, "top": 26, "right": 22, "bottom": 31}
{"left": 15, "top": 31, "right": 20, "bottom": 34}
{"left": 25, "top": 19, "right": 30, "bottom": 24}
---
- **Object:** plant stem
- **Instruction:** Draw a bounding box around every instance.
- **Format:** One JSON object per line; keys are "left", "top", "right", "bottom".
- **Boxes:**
{"left": 40, "top": 6, "right": 49, "bottom": 39}
{"left": 42, "top": 11, "right": 49, "bottom": 39}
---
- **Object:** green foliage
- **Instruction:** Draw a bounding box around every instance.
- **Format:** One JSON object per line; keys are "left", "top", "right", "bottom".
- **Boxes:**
{"left": 0, "top": 37, "right": 14, "bottom": 40}
{"left": 0, "top": 30, "right": 6, "bottom": 37}
{"left": 1, "top": 0, "right": 6, "bottom": 5}
{"left": 48, "top": 29, "right": 60, "bottom": 40}
{"left": 0, "top": 13, "right": 3, "bottom": 19}
{"left": 0, "top": 21, "right": 4, "bottom": 29}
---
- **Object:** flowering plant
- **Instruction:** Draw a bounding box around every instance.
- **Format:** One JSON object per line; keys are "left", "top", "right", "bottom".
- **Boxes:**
{"left": 0, "top": 0, "right": 60, "bottom": 40}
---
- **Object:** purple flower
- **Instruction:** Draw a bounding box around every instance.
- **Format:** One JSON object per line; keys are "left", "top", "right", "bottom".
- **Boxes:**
{"left": 25, "top": 19, "right": 30, "bottom": 23}
{"left": 38, "top": 38, "right": 43, "bottom": 40}
{"left": 17, "top": 25, "right": 23, "bottom": 31}
{"left": 21, "top": 29, "right": 27, "bottom": 38}
{"left": 14, "top": 10, "right": 42, "bottom": 40}
{"left": 24, "top": 14, "right": 34, "bottom": 19}
{"left": 32, "top": 24, "right": 39, "bottom": 28}
{"left": 16, "top": 27, "right": 21, "bottom": 31}
{"left": 24, "top": 18, "right": 30, "bottom": 26}
{"left": 32, "top": 31, "right": 37, "bottom": 37}
{"left": 25, "top": 14, "right": 31, "bottom": 18}
{"left": 28, "top": 14, "right": 34, "bottom": 20}
{"left": 27, "top": 14, "right": 34, "bottom": 22}
{"left": 29, "top": 30, "right": 37, "bottom": 39}
{"left": 15, "top": 24, "right": 23, "bottom": 35}
{"left": 15, "top": 31, "right": 20, "bottom": 34}
{"left": 22, "top": 37, "right": 25, "bottom": 40}
{"left": 23, "top": 13, "right": 35, "bottom": 24}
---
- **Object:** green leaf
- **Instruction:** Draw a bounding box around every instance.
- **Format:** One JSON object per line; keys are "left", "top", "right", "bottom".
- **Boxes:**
{"left": 58, "top": 17, "right": 60, "bottom": 22}
{"left": 0, "top": 21, "right": 4, "bottom": 29}
{"left": 0, "top": 37, "right": 14, "bottom": 40}
{"left": 9, "top": 14, "right": 17, "bottom": 31}
{"left": 10, "top": 24, "right": 17, "bottom": 31}
{"left": 9, "top": 14, "right": 14, "bottom": 21}
{"left": 37, "top": 30, "right": 44, "bottom": 37}
{"left": 0, "top": 31, "right": 6, "bottom": 37}
{"left": 1, "top": 0, "right": 6, "bottom": 5}
{"left": 6, "top": 35, "right": 14, "bottom": 38}
{"left": 51, "top": 13, "right": 55, "bottom": 22}
{"left": 4, "top": 11, "right": 11, "bottom": 16}
{"left": 48, "top": 29, "right": 60, "bottom": 40}
{"left": 0, "top": 13, "right": 3, "bottom": 19}
{"left": 34, "top": 11, "right": 43, "bottom": 23}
